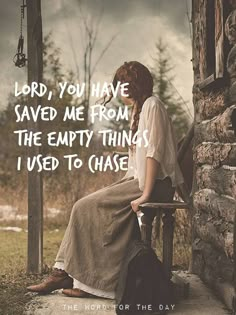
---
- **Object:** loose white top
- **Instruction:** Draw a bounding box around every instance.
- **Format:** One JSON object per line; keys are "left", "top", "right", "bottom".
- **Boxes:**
{"left": 123, "top": 95, "right": 185, "bottom": 191}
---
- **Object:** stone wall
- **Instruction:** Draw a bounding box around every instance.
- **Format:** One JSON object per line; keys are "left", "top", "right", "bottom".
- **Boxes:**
{"left": 191, "top": 0, "right": 236, "bottom": 302}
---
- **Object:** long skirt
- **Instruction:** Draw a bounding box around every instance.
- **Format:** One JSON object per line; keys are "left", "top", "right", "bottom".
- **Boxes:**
{"left": 54, "top": 175, "right": 175, "bottom": 298}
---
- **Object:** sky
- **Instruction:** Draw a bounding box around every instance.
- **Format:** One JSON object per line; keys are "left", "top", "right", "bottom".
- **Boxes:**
{"left": 0, "top": 0, "right": 193, "bottom": 119}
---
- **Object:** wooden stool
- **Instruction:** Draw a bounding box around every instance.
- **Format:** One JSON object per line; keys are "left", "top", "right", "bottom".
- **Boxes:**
{"left": 139, "top": 200, "right": 190, "bottom": 298}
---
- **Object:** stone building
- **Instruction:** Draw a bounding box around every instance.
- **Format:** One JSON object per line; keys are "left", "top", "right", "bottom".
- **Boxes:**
{"left": 191, "top": 0, "right": 236, "bottom": 310}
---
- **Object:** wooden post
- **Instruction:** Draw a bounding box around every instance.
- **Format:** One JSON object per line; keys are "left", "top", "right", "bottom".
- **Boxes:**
{"left": 140, "top": 208, "right": 156, "bottom": 245}
{"left": 162, "top": 209, "right": 175, "bottom": 280}
{"left": 26, "top": 0, "right": 43, "bottom": 274}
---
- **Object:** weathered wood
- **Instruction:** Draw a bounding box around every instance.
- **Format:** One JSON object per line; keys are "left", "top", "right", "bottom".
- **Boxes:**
{"left": 140, "top": 207, "right": 175, "bottom": 281}
{"left": 139, "top": 200, "right": 190, "bottom": 281}
{"left": 139, "top": 201, "right": 188, "bottom": 209}
{"left": 198, "top": 74, "right": 215, "bottom": 90}
{"left": 162, "top": 210, "right": 175, "bottom": 280}
{"left": 193, "top": 188, "right": 236, "bottom": 223}
{"left": 191, "top": 1, "right": 202, "bottom": 81}
{"left": 194, "top": 142, "right": 236, "bottom": 167}
{"left": 193, "top": 213, "right": 234, "bottom": 258}
{"left": 215, "top": 0, "right": 225, "bottom": 79}
{"left": 27, "top": 0, "right": 43, "bottom": 274}
{"left": 196, "top": 165, "right": 236, "bottom": 198}
{"left": 198, "top": 0, "right": 207, "bottom": 80}
{"left": 194, "top": 104, "right": 236, "bottom": 145}
{"left": 140, "top": 212, "right": 154, "bottom": 246}
{"left": 151, "top": 213, "right": 162, "bottom": 248}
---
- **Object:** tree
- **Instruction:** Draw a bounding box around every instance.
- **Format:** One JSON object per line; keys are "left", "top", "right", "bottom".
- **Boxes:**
{"left": 150, "top": 38, "right": 190, "bottom": 141}
{"left": 62, "top": 0, "right": 117, "bottom": 127}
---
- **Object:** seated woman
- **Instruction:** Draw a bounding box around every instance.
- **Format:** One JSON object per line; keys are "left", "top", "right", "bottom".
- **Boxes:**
{"left": 27, "top": 61, "right": 184, "bottom": 298}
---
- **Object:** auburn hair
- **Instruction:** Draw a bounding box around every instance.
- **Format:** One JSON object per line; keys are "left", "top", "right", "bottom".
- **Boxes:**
{"left": 101, "top": 61, "right": 154, "bottom": 141}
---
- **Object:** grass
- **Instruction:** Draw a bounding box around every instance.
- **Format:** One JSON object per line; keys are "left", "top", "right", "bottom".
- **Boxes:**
{"left": 0, "top": 214, "right": 191, "bottom": 315}
{"left": 0, "top": 195, "right": 191, "bottom": 315}
{"left": 0, "top": 217, "right": 191, "bottom": 314}
{"left": 0, "top": 166, "right": 192, "bottom": 314}
{"left": 0, "top": 227, "right": 66, "bottom": 315}
{"left": 0, "top": 171, "right": 124, "bottom": 314}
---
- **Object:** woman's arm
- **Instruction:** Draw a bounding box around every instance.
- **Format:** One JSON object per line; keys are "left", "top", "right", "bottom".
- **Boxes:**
{"left": 142, "top": 157, "right": 159, "bottom": 198}
{"left": 131, "top": 100, "right": 167, "bottom": 212}
{"left": 130, "top": 157, "right": 159, "bottom": 212}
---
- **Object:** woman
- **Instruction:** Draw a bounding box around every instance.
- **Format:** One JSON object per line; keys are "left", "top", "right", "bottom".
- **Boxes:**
{"left": 27, "top": 61, "right": 184, "bottom": 298}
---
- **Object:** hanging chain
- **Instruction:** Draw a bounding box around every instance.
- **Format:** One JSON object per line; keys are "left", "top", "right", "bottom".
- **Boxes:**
{"left": 13, "top": 0, "right": 27, "bottom": 68}
{"left": 20, "top": 0, "right": 24, "bottom": 38}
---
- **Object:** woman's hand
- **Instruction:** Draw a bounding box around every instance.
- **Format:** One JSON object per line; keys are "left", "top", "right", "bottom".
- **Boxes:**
{"left": 130, "top": 194, "right": 150, "bottom": 213}
{"left": 131, "top": 157, "right": 159, "bottom": 212}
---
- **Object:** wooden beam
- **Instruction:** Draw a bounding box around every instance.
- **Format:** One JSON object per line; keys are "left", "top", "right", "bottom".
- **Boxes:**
{"left": 139, "top": 201, "right": 189, "bottom": 209}
{"left": 26, "top": 0, "right": 43, "bottom": 274}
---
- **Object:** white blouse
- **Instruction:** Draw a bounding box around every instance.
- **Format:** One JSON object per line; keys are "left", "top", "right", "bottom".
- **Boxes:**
{"left": 123, "top": 95, "right": 185, "bottom": 190}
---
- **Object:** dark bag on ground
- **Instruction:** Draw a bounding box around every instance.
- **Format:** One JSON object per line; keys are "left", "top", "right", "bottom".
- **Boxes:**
{"left": 115, "top": 240, "right": 175, "bottom": 315}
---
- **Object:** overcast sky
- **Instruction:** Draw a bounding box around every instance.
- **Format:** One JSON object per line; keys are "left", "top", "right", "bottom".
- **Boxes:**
{"left": 0, "top": 0, "right": 193, "bottom": 119}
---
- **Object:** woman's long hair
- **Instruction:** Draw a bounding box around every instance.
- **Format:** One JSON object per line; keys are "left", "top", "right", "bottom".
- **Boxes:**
{"left": 101, "top": 61, "right": 154, "bottom": 141}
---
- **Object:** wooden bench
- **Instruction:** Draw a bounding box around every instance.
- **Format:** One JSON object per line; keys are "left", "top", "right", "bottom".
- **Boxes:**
{"left": 139, "top": 200, "right": 191, "bottom": 299}
{"left": 138, "top": 121, "right": 194, "bottom": 297}
{"left": 114, "top": 124, "right": 194, "bottom": 298}
{"left": 139, "top": 201, "right": 189, "bottom": 278}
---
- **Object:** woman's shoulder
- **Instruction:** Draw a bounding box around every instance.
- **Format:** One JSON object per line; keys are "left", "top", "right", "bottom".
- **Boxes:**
{"left": 142, "top": 95, "right": 166, "bottom": 113}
